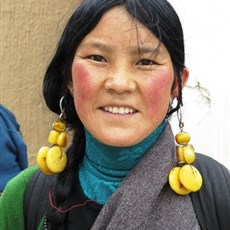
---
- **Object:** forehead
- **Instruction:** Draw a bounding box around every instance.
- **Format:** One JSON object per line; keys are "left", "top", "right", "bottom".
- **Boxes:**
{"left": 79, "top": 6, "right": 160, "bottom": 48}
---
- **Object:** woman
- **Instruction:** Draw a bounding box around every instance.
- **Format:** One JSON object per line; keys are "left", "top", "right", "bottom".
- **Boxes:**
{"left": 1, "top": 0, "right": 229, "bottom": 229}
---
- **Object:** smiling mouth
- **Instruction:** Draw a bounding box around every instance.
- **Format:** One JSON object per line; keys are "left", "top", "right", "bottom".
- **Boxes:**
{"left": 102, "top": 106, "right": 137, "bottom": 114}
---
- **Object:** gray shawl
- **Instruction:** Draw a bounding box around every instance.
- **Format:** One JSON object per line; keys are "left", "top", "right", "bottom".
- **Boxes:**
{"left": 92, "top": 123, "right": 200, "bottom": 230}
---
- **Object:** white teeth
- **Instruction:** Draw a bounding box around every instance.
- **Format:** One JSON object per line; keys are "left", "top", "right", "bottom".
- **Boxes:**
{"left": 104, "top": 106, "right": 136, "bottom": 114}
{"left": 108, "top": 106, "right": 113, "bottom": 113}
{"left": 124, "top": 107, "right": 130, "bottom": 113}
{"left": 113, "top": 107, "right": 119, "bottom": 113}
{"left": 118, "top": 107, "right": 125, "bottom": 114}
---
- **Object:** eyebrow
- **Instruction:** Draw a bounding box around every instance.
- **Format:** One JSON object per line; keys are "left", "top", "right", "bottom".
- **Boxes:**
{"left": 129, "top": 46, "right": 160, "bottom": 56}
{"left": 79, "top": 41, "right": 161, "bottom": 56}
{"left": 79, "top": 42, "right": 113, "bottom": 53}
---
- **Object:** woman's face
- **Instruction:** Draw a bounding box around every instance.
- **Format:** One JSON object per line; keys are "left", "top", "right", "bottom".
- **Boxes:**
{"left": 70, "top": 6, "right": 184, "bottom": 147}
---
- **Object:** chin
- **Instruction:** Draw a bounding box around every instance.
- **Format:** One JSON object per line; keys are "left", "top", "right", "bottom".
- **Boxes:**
{"left": 97, "top": 133, "right": 144, "bottom": 147}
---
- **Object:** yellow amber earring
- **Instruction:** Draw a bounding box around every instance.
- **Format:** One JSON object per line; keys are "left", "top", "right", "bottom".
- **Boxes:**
{"left": 169, "top": 107, "right": 203, "bottom": 195}
{"left": 37, "top": 96, "right": 68, "bottom": 175}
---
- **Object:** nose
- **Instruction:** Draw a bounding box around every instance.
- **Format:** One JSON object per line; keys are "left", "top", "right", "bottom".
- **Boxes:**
{"left": 104, "top": 69, "right": 137, "bottom": 94}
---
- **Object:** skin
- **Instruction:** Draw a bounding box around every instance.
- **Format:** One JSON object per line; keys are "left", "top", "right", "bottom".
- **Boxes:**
{"left": 69, "top": 6, "right": 189, "bottom": 147}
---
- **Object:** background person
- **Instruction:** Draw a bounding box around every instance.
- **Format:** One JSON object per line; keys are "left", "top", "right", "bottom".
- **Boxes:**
{"left": 0, "top": 104, "right": 28, "bottom": 193}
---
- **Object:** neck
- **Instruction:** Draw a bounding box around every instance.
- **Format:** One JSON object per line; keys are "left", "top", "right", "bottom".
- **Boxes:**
{"left": 79, "top": 120, "right": 166, "bottom": 204}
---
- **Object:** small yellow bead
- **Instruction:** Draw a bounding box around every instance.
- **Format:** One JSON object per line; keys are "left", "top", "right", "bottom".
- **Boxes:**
{"left": 56, "top": 132, "right": 67, "bottom": 148}
{"left": 48, "top": 130, "right": 59, "bottom": 144}
{"left": 183, "top": 144, "right": 195, "bottom": 164}
{"left": 176, "top": 145, "right": 185, "bottom": 163}
{"left": 52, "top": 120, "right": 66, "bottom": 132}
{"left": 175, "top": 132, "right": 190, "bottom": 145}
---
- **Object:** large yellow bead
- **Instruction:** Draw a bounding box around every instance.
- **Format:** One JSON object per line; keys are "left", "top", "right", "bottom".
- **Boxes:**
{"left": 53, "top": 120, "right": 66, "bottom": 132}
{"left": 175, "top": 132, "right": 190, "bottom": 145}
{"left": 168, "top": 167, "right": 191, "bottom": 195}
{"left": 37, "top": 146, "right": 54, "bottom": 175}
{"left": 46, "top": 146, "right": 67, "bottom": 173}
{"left": 179, "top": 165, "right": 202, "bottom": 192}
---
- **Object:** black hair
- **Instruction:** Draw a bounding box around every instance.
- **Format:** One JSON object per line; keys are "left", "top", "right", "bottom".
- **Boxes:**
{"left": 43, "top": 0, "right": 186, "bottom": 226}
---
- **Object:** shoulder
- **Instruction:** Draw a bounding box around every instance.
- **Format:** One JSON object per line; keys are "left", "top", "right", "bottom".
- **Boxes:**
{"left": 0, "top": 166, "right": 39, "bottom": 203}
{"left": 0, "top": 166, "right": 39, "bottom": 229}
{"left": 194, "top": 153, "right": 230, "bottom": 180}
{"left": 3, "top": 166, "right": 39, "bottom": 194}
{"left": 0, "top": 104, "right": 19, "bottom": 130}
{"left": 194, "top": 153, "right": 230, "bottom": 196}
{"left": 191, "top": 153, "right": 230, "bottom": 230}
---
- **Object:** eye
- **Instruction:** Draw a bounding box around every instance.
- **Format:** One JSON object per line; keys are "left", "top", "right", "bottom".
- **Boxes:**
{"left": 89, "top": 55, "right": 106, "bottom": 62}
{"left": 137, "top": 59, "right": 156, "bottom": 66}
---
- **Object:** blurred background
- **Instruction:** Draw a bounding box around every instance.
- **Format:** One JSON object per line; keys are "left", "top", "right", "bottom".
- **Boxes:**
{"left": 170, "top": 0, "right": 230, "bottom": 168}
{"left": 1, "top": 0, "right": 230, "bottom": 168}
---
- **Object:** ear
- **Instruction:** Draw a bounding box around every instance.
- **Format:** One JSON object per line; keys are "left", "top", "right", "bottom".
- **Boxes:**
{"left": 171, "top": 67, "right": 189, "bottom": 98}
{"left": 67, "top": 81, "right": 73, "bottom": 96}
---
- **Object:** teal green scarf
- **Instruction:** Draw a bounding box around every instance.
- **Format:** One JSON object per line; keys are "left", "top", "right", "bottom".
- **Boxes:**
{"left": 79, "top": 120, "right": 166, "bottom": 204}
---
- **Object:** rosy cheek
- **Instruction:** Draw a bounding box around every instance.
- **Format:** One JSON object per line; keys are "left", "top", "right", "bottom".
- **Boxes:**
{"left": 72, "top": 62, "right": 94, "bottom": 100}
{"left": 143, "top": 73, "right": 172, "bottom": 115}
